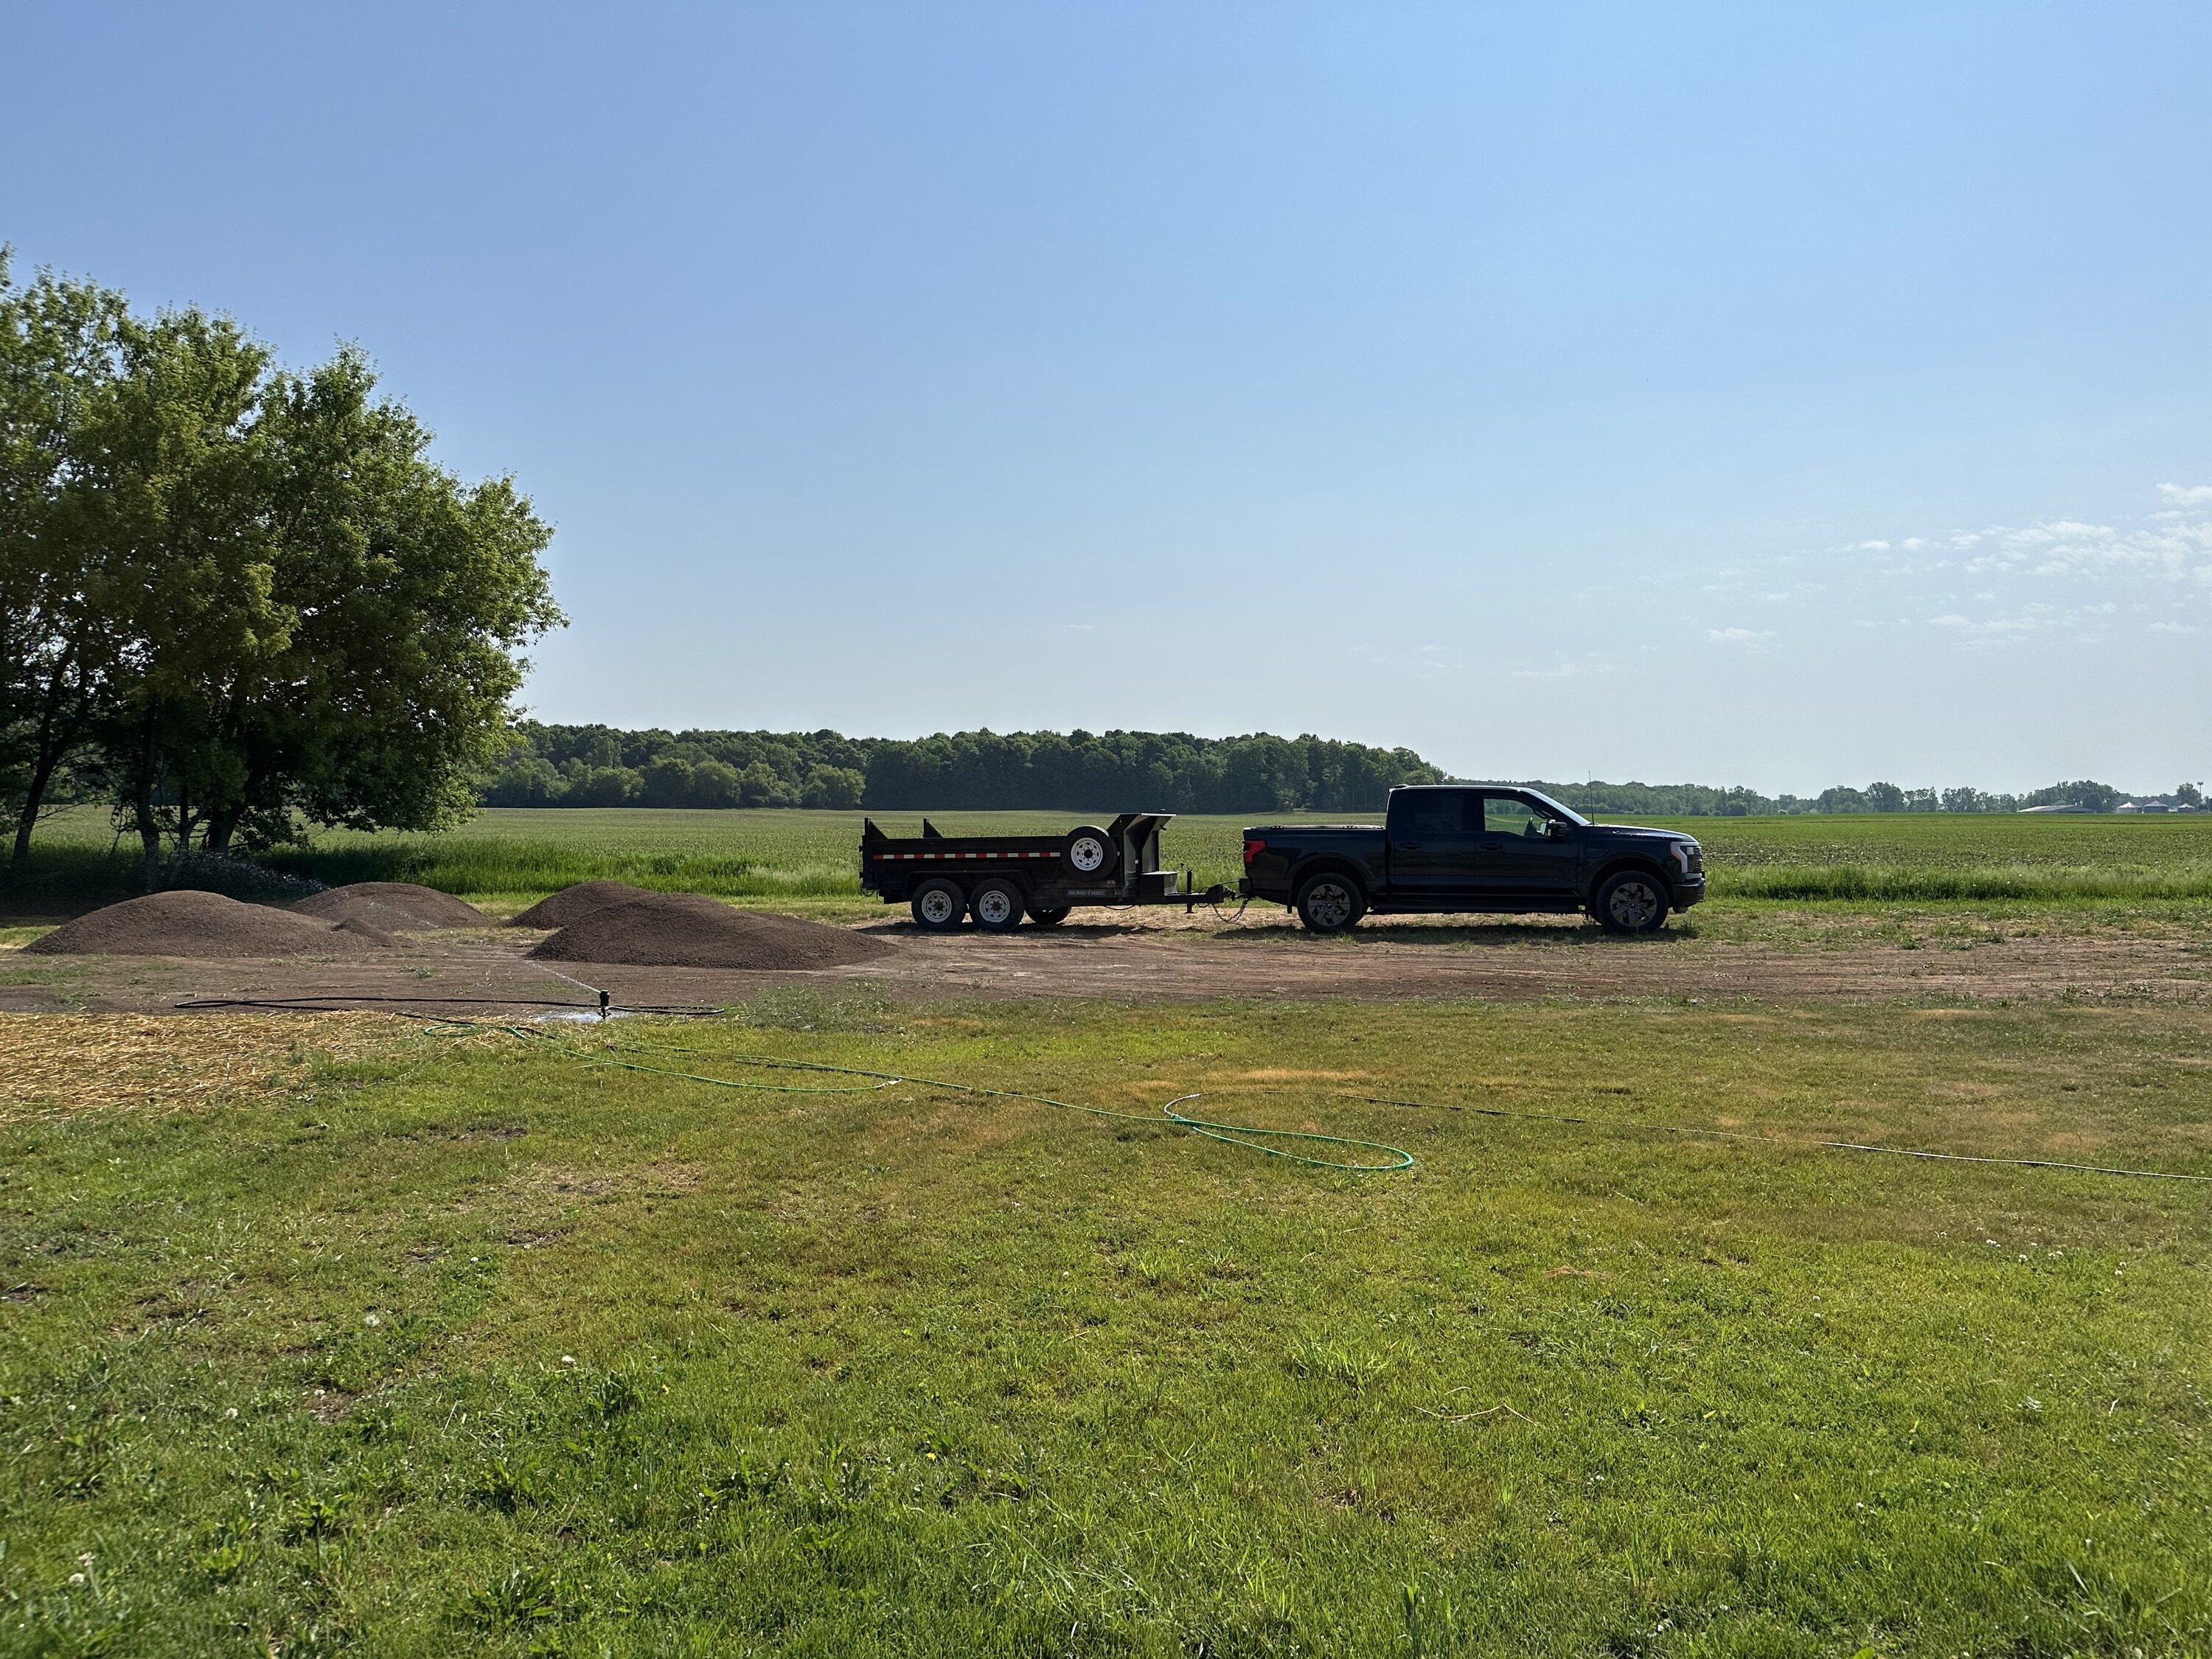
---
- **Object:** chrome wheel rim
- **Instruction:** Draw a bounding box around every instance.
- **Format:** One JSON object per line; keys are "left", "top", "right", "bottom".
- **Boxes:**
{"left": 1068, "top": 836, "right": 1107, "bottom": 873}
{"left": 975, "top": 889, "right": 1015, "bottom": 925}
{"left": 1609, "top": 880, "right": 1660, "bottom": 928}
{"left": 919, "top": 890, "right": 957, "bottom": 924}
{"left": 1307, "top": 882, "right": 1352, "bottom": 928}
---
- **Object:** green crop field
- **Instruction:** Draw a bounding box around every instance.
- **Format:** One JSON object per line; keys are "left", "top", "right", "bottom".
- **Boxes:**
{"left": 15, "top": 805, "right": 2212, "bottom": 909}
{"left": 4, "top": 994, "right": 2210, "bottom": 1655}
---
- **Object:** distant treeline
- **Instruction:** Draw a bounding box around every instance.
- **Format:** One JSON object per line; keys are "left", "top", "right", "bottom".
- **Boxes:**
{"left": 1498, "top": 779, "right": 2203, "bottom": 817}
{"left": 479, "top": 726, "right": 2199, "bottom": 817}
{"left": 484, "top": 725, "right": 1444, "bottom": 813}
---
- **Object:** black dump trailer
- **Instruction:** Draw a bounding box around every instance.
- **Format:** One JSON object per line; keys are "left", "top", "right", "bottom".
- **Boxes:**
{"left": 860, "top": 813, "right": 1228, "bottom": 932}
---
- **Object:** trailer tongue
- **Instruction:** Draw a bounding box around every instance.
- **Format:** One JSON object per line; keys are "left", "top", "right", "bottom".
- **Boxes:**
{"left": 860, "top": 813, "right": 1227, "bottom": 932}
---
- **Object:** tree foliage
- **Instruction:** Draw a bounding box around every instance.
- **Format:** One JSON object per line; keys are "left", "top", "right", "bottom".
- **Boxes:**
{"left": 485, "top": 724, "right": 1444, "bottom": 813}
{"left": 1, "top": 255, "right": 560, "bottom": 882}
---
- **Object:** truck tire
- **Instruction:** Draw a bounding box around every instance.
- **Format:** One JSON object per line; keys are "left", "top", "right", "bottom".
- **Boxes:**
{"left": 910, "top": 878, "right": 967, "bottom": 933}
{"left": 1294, "top": 870, "right": 1366, "bottom": 934}
{"left": 1061, "top": 825, "right": 1119, "bottom": 880}
{"left": 970, "top": 877, "right": 1026, "bottom": 933}
{"left": 1026, "top": 903, "right": 1071, "bottom": 927}
{"left": 1593, "top": 869, "right": 1670, "bottom": 934}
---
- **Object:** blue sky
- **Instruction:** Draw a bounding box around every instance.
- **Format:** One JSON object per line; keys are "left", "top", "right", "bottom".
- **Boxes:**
{"left": 5, "top": 2, "right": 2208, "bottom": 791}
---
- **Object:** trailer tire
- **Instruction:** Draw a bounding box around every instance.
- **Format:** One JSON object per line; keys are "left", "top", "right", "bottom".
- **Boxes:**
{"left": 1295, "top": 870, "right": 1366, "bottom": 934}
{"left": 1026, "top": 903, "right": 1071, "bottom": 927}
{"left": 1061, "top": 826, "right": 1119, "bottom": 880}
{"left": 910, "top": 878, "right": 967, "bottom": 933}
{"left": 1593, "top": 869, "right": 1670, "bottom": 934}
{"left": 970, "top": 878, "right": 1026, "bottom": 933}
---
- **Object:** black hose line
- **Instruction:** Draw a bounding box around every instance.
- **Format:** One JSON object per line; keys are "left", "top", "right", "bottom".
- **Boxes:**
{"left": 172, "top": 994, "right": 723, "bottom": 1018}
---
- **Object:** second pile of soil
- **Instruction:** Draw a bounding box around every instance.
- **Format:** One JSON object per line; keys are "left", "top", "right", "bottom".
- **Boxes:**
{"left": 509, "top": 880, "right": 658, "bottom": 929}
{"left": 25, "top": 891, "right": 393, "bottom": 959}
{"left": 529, "top": 891, "right": 890, "bottom": 971}
{"left": 293, "top": 882, "right": 489, "bottom": 931}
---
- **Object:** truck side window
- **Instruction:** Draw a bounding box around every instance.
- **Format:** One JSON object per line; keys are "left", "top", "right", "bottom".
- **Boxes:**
{"left": 1484, "top": 797, "right": 1551, "bottom": 838}
{"left": 1399, "top": 794, "right": 1470, "bottom": 837}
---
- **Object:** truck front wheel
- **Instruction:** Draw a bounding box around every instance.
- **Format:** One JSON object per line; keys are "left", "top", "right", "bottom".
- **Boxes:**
{"left": 911, "top": 878, "right": 967, "bottom": 933}
{"left": 1593, "top": 869, "right": 1670, "bottom": 934}
{"left": 1295, "top": 872, "right": 1366, "bottom": 934}
{"left": 1026, "top": 903, "right": 1071, "bottom": 927}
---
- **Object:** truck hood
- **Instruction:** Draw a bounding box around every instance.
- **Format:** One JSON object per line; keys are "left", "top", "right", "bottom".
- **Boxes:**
{"left": 1589, "top": 823, "right": 1700, "bottom": 846}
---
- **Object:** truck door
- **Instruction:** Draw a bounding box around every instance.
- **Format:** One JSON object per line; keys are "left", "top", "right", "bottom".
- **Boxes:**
{"left": 1467, "top": 793, "right": 1582, "bottom": 899}
{"left": 1385, "top": 789, "right": 1487, "bottom": 897}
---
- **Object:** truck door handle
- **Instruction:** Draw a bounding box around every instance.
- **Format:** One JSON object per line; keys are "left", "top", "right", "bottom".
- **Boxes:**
{"left": 1481, "top": 841, "right": 1503, "bottom": 851}
{"left": 1395, "top": 841, "right": 1421, "bottom": 852}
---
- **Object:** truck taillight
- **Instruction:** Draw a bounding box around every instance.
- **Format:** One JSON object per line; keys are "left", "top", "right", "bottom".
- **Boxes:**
{"left": 1243, "top": 838, "right": 1265, "bottom": 866}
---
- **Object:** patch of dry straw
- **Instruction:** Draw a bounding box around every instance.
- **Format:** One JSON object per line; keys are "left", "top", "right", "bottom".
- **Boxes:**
{"left": 0, "top": 1013, "right": 410, "bottom": 1121}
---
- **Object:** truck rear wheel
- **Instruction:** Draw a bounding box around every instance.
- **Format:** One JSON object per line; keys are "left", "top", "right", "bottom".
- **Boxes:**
{"left": 1295, "top": 871, "right": 1366, "bottom": 934}
{"left": 1593, "top": 869, "right": 1669, "bottom": 934}
{"left": 1026, "top": 903, "right": 1071, "bottom": 927}
{"left": 910, "top": 878, "right": 967, "bottom": 933}
{"left": 1061, "top": 826, "right": 1119, "bottom": 880}
{"left": 970, "top": 878, "right": 1026, "bottom": 933}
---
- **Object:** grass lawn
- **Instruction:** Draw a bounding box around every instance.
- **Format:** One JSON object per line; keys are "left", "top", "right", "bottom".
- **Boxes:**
{"left": 4, "top": 992, "right": 2209, "bottom": 1654}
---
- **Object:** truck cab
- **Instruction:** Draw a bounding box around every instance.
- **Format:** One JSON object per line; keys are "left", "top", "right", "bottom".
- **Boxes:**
{"left": 1239, "top": 785, "right": 1705, "bottom": 934}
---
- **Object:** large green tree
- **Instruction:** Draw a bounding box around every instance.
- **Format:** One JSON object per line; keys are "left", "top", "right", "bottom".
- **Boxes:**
{"left": 1, "top": 256, "right": 562, "bottom": 883}
{"left": 0, "top": 257, "right": 136, "bottom": 863}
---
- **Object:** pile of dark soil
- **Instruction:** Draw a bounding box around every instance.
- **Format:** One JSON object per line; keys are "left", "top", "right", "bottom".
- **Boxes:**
{"left": 529, "top": 892, "right": 891, "bottom": 971}
{"left": 509, "top": 880, "right": 660, "bottom": 929}
{"left": 24, "top": 891, "right": 393, "bottom": 959}
{"left": 293, "top": 882, "right": 488, "bottom": 931}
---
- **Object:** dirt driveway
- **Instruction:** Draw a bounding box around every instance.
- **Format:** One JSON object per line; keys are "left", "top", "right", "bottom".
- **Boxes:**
{"left": 3, "top": 911, "right": 2206, "bottom": 1015}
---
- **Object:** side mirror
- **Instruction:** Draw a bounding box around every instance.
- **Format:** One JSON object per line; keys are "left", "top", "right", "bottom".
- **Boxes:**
{"left": 1546, "top": 820, "right": 1571, "bottom": 841}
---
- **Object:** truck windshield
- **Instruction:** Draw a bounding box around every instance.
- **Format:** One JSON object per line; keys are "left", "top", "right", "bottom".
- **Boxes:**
{"left": 1521, "top": 788, "right": 1590, "bottom": 827}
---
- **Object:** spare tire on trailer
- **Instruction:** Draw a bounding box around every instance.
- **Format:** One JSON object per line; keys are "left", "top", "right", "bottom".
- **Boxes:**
{"left": 910, "top": 877, "right": 967, "bottom": 933}
{"left": 1061, "top": 825, "right": 1118, "bottom": 880}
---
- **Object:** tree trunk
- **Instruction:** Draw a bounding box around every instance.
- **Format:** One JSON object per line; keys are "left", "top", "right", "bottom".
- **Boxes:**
{"left": 205, "top": 803, "right": 241, "bottom": 857}
{"left": 10, "top": 748, "right": 60, "bottom": 869}
{"left": 134, "top": 717, "right": 163, "bottom": 891}
{"left": 10, "top": 646, "right": 86, "bottom": 869}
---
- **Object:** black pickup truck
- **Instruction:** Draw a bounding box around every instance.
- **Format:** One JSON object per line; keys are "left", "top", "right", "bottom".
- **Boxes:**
{"left": 1240, "top": 785, "right": 1705, "bottom": 934}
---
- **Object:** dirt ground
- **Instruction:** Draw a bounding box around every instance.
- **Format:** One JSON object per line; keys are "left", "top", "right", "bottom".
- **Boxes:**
{"left": 3, "top": 908, "right": 2208, "bottom": 1015}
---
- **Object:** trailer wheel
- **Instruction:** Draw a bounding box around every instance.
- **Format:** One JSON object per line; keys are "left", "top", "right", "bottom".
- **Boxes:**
{"left": 1593, "top": 869, "right": 1670, "bottom": 934}
{"left": 970, "top": 878, "right": 1026, "bottom": 933}
{"left": 1061, "top": 825, "right": 1119, "bottom": 879}
{"left": 910, "top": 878, "right": 967, "bottom": 932}
{"left": 1295, "top": 871, "right": 1366, "bottom": 934}
{"left": 1026, "top": 903, "right": 1071, "bottom": 927}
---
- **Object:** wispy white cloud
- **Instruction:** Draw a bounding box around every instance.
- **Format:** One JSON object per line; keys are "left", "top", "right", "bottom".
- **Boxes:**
{"left": 1510, "top": 653, "right": 1616, "bottom": 681}
{"left": 1708, "top": 626, "right": 1772, "bottom": 643}
{"left": 2157, "top": 482, "right": 2212, "bottom": 507}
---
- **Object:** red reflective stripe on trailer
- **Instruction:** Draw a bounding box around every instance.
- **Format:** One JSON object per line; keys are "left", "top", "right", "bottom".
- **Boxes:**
{"left": 871, "top": 849, "right": 1062, "bottom": 861}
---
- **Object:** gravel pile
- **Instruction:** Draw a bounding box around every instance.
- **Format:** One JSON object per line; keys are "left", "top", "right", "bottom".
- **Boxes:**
{"left": 509, "top": 880, "right": 660, "bottom": 929}
{"left": 25, "top": 891, "right": 393, "bottom": 959}
{"left": 529, "top": 892, "right": 890, "bottom": 970}
{"left": 293, "top": 882, "right": 488, "bottom": 931}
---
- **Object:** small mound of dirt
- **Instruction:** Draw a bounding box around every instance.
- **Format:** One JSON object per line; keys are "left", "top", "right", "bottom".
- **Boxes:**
{"left": 509, "top": 880, "right": 661, "bottom": 930}
{"left": 530, "top": 893, "right": 891, "bottom": 971}
{"left": 25, "top": 891, "right": 393, "bottom": 959}
{"left": 294, "top": 882, "right": 488, "bottom": 931}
